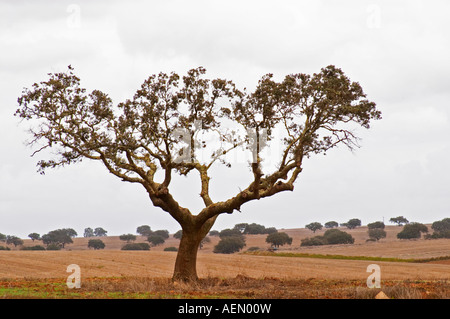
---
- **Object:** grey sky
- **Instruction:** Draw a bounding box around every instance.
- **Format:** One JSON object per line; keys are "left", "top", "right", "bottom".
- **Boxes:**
{"left": 1, "top": 0, "right": 449, "bottom": 238}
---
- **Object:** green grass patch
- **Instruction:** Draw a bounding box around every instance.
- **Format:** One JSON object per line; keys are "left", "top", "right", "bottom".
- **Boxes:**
{"left": 243, "top": 251, "right": 450, "bottom": 263}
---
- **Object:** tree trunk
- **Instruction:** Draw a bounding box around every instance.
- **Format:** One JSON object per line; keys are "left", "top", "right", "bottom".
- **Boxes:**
{"left": 172, "top": 229, "right": 202, "bottom": 282}
{"left": 172, "top": 216, "right": 217, "bottom": 282}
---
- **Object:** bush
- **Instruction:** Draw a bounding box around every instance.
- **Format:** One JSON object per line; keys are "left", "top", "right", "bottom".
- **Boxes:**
{"left": 300, "top": 236, "right": 327, "bottom": 246}
{"left": 0, "top": 246, "right": 11, "bottom": 250}
{"left": 301, "top": 229, "right": 354, "bottom": 246}
{"left": 121, "top": 243, "right": 150, "bottom": 250}
{"left": 323, "top": 229, "right": 355, "bottom": 244}
{"left": 164, "top": 247, "right": 178, "bottom": 252}
{"left": 46, "top": 243, "right": 62, "bottom": 250}
{"left": 397, "top": 223, "right": 428, "bottom": 239}
{"left": 88, "top": 239, "right": 106, "bottom": 250}
{"left": 246, "top": 246, "right": 261, "bottom": 252}
{"left": 213, "top": 236, "right": 246, "bottom": 254}
{"left": 21, "top": 245, "right": 46, "bottom": 251}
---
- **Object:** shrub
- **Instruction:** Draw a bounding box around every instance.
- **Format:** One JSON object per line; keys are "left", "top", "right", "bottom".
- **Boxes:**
{"left": 300, "top": 236, "right": 327, "bottom": 246}
{"left": 301, "top": 229, "right": 354, "bottom": 246}
{"left": 323, "top": 229, "right": 355, "bottom": 244}
{"left": 0, "top": 246, "right": 11, "bottom": 250}
{"left": 88, "top": 239, "right": 106, "bottom": 250}
{"left": 21, "top": 245, "right": 46, "bottom": 251}
{"left": 213, "top": 236, "right": 246, "bottom": 254}
{"left": 46, "top": 243, "right": 62, "bottom": 250}
{"left": 164, "top": 247, "right": 178, "bottom": 252}
{"left": 121, "top": 243, "right": 150, "bottom": 250}
{"left": 397, "top": 222, "right": 428, "bottom": 239}
{"left": 246, "top": 246, "right": 261, "bottom": 252}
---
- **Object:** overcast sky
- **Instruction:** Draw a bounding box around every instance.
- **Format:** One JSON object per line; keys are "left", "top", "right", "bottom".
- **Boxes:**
{"left": 1, "top": 0, "right": 449, "bottom": 238}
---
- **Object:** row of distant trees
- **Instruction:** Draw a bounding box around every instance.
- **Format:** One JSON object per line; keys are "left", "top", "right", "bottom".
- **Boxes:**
{"left": 1, "top": 217, "right": 448, "bottom": 251}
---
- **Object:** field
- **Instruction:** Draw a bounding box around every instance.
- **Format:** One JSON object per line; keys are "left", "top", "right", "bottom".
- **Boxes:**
{"left": 0, "top": 225, "right": 449, "bottom": 299}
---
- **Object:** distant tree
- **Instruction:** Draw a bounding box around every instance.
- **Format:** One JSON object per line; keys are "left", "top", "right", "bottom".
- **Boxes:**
{"left": 243, "top": 223, "right": 266, "bottom": 235}
{"left": 84, "top": 227, "right": 94, "bottom": 238}
{"left": 88, "top": 239, "right": 106, "bottom": 250}
{"left": 153, "top": 230, "right": 169, "bottom": 239}
{"left": 147, "top": 234, "right": 165, "bottom": 246}
{"left": 233, "top": 223, "right": 249, "bottom": 233}
{"left": 119, "top": 234, "right": 137, "bottom": 243}
{"left": 64, "top": 228, "right": 78, "bottom": 238}
{"left": 389, "top": 216, "right": 409, "bottom": 226}
{"left": 219, "top": 228, "right": 244, "bottom": 239}
{"left": 213, "top": 237, "right": 246, "bottom": 254}
{"left": 94, "top": 227, "right": 108, "bottom": 237}
{"left": 431, "top": 218, "right": 450, "bottom": 233}
{"left": 208, "top": 230, "right": 220, "bottom": 237}
{"left": 324, "top": 221, "right": 339, "bottom": 229}
{"left": 0, "top": 233, "right": 6, "bottom": 242}
{"left": 136, "top": 225, "right": 152, "bottom": 237}
{"left": 265, "top": 232, "right": 293, "bottom": 248}
{"left": 264, "top": 227, "right": 278, "bottom": 234}
{"left": 397, "top": 223, "right": 428, "bottom": 239}
{"left": 368, "top": 228, "right": 387, "bottom": 241}
{"left": 199, "top": 236, "right": 211, "bottom": 249}
{"left": 42, "top": 229, "right": 74, "bottom": 248}
{"left": 28, "top": 233, "right": 41, "bottom": 242}
{"left": 6, "top": 235, "right": 24, "bottom": 247}
{"left": 305, "top": 222, "right": 323, "bottom": 233}
{"left": 173, "top": 230, "right": 183, "bottom": 239}
{"left": 341, "top": 219, "right": 361, "bottom": 229}
{"left": 367, "top": 221, "right": 385, "bottom": 229}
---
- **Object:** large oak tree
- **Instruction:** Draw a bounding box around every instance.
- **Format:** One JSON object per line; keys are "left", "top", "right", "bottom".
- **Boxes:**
{"left": 16, "top": 65, "right": 380, "bottom": 281}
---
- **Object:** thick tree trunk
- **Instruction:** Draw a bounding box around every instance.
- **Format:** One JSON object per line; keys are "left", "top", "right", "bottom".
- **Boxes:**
{"left": 172, "top": 229, "right": 202, "bottom": 281}
{"left": 172, "top": 216, "right": 217, "bottom": 282}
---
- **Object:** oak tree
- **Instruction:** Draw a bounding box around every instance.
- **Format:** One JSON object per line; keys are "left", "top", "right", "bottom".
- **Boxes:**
{"left": 16, "top": 65, "right": 380, "bottom": 281}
